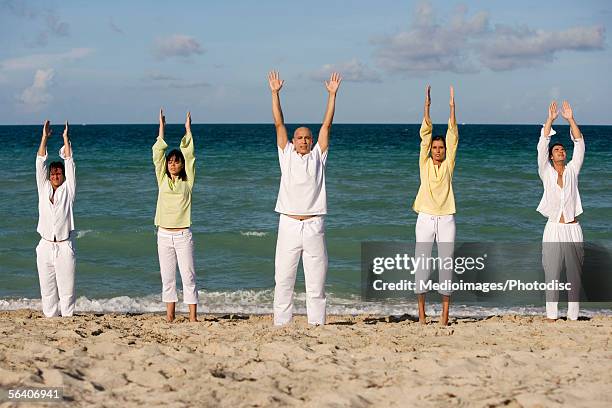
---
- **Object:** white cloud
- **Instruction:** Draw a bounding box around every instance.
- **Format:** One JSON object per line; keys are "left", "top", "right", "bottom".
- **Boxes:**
{"left": 0, "top": 48, "right": 93, "bottom": 71}
{"left": 479, "top": 25, "right": 605, "bottom": 71}
{"left": 372, "top": 1, "right": 605, "bottom": 74}
{"left": 308, "top": 58, "right": 381, "bottom": 83}
{"left": 18, "top": 68, "right": 54, "bottom": 111}
{"left": 373, "top": 2, "right": 487, "bottom": 74}
{"left": 153, "top": 34, "right": 205, "bottom": 59}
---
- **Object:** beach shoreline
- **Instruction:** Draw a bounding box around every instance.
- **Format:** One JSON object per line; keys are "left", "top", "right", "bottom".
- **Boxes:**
{"left": 1, "top": 310, "right": 611, "bottom": 407}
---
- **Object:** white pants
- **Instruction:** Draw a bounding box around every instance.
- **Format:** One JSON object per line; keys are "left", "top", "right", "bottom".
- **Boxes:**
{"left": 414, "top": 212, "right": 456, "bottom": 296}
{"left": 36, "top": 238, "right": 76, "bottom": 317}
{"left": 157, "top": 228, "right": 198, "bottom": 305}
{"left": 542, "top": 221, "right": 583, "bottom": 320}
{"left": 274, "top": 215, "right": 327, "bottom": 326}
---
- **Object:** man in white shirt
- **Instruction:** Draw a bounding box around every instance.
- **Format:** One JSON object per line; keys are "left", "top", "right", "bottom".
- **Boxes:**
{"left": 36, "top": 120, "right": 76, "bottom": 317}
{"left": 267, "top": 70, "right": 341, "bottom": 326}
{"left": 538, "top": 101, "right": 585, "bottom": 321}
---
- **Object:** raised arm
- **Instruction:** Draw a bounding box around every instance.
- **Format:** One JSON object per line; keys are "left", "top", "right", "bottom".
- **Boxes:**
{"left": 448, "top": 86, "right": 456, "bottom": 127}
{"left": 158, "top": 108, "right": 165, "bottom": 140}
{"left": 62, "top": 121, "right": 72, "bottom": 158}
{"left": 318, "top": 72, "right": 342, "bottom": 153}
{"left": 181, "top": 111, "right": 196, "bottom": 188}
{"left": 423, "top": 85, "right": 431, "bottom": 126}
{"left": 561, "top": 100, "right": 582, "bottom": 140}
{"left": 561, "top": 100, "right": 584, "bottom": 172}
{"left": 37, "top": 120, "right": 51, "bottom": 157}
{"left": 268, "top": 71, "right": 288, "bottom": 149}
{"left": 60, "top": 121, "right": 76, "bottom": 197}
{"left": 419, "top": 85, "right": 433, "bottom": 168}
{"left": 446, "top": 86, "right": 459, "bottom": 169}
{"left": 538, "top": 101, "right": 558, "bottom": 178}
{"left": 152, "top": 108, "right": 168, "bottom": 185}
{"left": 36, "top": 120, "right": 51, "bottom": 191}
{"left": 543, "top": 100, "right": 558, "bottom": 140}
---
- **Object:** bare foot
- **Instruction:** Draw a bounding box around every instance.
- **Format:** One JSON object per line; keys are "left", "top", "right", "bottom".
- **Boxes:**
{"left": 440, "top": 295, "right": 450, "bottom": 327}
{"left": 188, "top": 304, "right": 197, "bottom": 323}
{"left": 166, "top": 302, "right": 176, "bottom": 323}
{"left": 418, "top": 294, "right": 426, "bottom": 324}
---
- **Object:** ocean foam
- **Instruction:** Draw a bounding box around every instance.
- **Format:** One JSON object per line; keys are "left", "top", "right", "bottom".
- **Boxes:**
{"left": 1, "top": 291, "right": 610, "bottom": 317}
{"left": 240, "top": 231, "right": 268, "bottom": 237}
{"left": 76, "top": 229, "right": 94, "bottom": 239}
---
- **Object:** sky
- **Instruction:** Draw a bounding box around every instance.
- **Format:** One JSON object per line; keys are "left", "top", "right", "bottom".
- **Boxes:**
{"left": 0, "top": 0, "right": 610, "bottom": 124}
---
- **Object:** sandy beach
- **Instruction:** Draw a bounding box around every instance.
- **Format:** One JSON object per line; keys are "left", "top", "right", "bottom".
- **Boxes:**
{"left": 0, "top": 310, "right": 611, "bottom": 407}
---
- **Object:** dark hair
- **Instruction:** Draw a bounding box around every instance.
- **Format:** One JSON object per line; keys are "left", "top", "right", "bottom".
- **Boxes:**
{"left": 49, "top": 161, "right": 64, "bottom": 177}
{"left": 166, "top": 149, "right": 187, "bottom": 181}
{"left": 549, "top": 142, "right": 565, "bottom": 160}
{"left": 431, "top": 136, "right": 446, "bottom": 148}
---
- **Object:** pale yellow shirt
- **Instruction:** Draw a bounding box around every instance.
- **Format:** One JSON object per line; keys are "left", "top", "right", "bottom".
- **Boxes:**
{"left": 412, "top": 118, "right": 458, "bottom": 215}
{"left": 153, "top": 132, "right": 195, "bottom": 228}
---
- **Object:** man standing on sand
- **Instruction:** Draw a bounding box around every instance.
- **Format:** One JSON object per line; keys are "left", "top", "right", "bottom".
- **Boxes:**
{"left": 35, "top": 120, "right": 77, "bottom": 317}
{"left": 267, "top": 70, "right": 342, "bottom": 326}
{"left": 538, "top": 100, "right": 585, "bottom": 321}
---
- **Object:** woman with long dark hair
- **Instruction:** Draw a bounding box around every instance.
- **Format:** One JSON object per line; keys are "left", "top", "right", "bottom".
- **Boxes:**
{"left": 152, "top": 109, "right": 198, "bottom": 322}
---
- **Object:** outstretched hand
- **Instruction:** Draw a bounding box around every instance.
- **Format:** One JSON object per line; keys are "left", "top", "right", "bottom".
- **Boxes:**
{"left": 325, "top": 72, "right": 342, "bottom": 94}
{"left": 547, "top": 101, "right": 559, "bottom": 122}
{"left": 449, "top": 86, "right": 455, "bottom": 107}
{"left": 268, "top": 71, "right": 284, "bottom": 93}
{"left": 185, "top": 111, "right": 192, "bottom": 133}
{"left": 560, "top": 100, "right": 573, "bottom": 121}
{"left": 43, "top": 120, "right": 51, "bottom": 138}
{"left": 425, "top": 85, "right": 431, "bottom": 106}
{"left": 63, "top": 121, "right": 69, "bottom": 139}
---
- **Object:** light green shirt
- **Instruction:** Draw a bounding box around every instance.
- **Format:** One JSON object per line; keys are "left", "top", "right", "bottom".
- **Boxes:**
{"left": 152, "top": 132, "right": 195, "bottom": 228}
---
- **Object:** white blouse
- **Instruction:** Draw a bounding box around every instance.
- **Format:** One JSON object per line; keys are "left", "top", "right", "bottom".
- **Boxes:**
{"left": 275, "top": 142, "right": 328, "bottom": 216}
{"left": 536, "top": 126, "right": 584, "bottom": 223}
{"left": 36, "top": 146, "right": 76, "bottom": 241}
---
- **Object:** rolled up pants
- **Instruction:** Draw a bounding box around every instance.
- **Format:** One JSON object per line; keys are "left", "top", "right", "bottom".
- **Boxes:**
{"left": 157, "top": 228, "right": 198, "bottom": 305}
{"left": 542, "top": 221, "right": 583, "bottom": 320}
{"left": 36, "top": 237, "right": 76, "bottom": 317}
{"left": 274, "top": 215, "right": 327, "bottom": 326}
{"left": 414, "top": 212, "right": 456, "bottom": 296}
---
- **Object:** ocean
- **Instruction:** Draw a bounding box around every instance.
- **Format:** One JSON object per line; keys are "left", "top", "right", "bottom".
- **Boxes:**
{"left": 1, "top": 123, "right": 611, "bottom": 317}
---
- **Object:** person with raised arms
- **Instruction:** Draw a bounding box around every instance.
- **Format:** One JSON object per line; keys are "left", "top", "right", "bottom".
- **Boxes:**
{"left": 412, "top": 85, "right": 458, "bottom": 326}
{"left": 538, "top": 100, "right": 585, "bottom": 321}
{"left": 36, "top": 120, "right": 77, "bottom": 317}
{"left": 153, "top": 109, "right": 198, "bottom": 322}
{"left": 268, "top": 70, "right": 341, "bottom": 326}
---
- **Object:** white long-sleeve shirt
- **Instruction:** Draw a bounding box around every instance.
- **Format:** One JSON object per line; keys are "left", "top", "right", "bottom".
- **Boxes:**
{"left": 275, "top": 142, "right": 328, "bottom": 216}
{"left": 536, "top": 126, "right": 584, "bottom": 223}
{"left": 36, "top": 146, "right": 76, "bottom": 241}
